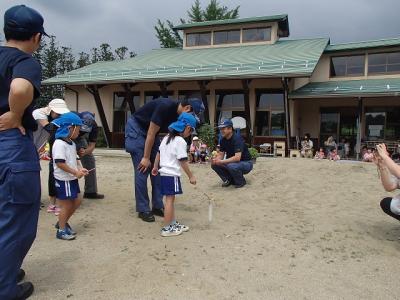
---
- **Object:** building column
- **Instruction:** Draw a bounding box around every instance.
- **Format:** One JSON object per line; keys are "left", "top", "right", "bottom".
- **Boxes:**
{"left": 242, "top": 79, "right": 252, "bottom": 144}
{"left": 209, "top": 88, "right": 216, "bottom": 127}
{"left": 139, "top": 90, "right": 145, "bottom": 107}
{"left": 356, "top": 97, "right": 363, "bottom": 160}
{"left": 249, "top": 87, "right": 256, "bottom": 135}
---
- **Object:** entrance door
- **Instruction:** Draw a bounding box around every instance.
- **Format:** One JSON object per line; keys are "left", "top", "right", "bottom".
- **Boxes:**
{"left": 320, "top": 112, "right": 340, "bottom": 145}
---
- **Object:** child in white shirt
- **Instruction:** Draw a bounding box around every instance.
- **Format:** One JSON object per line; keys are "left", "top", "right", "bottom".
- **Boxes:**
{"left": 152, "top": 113, "right": 197, "bottom": 237}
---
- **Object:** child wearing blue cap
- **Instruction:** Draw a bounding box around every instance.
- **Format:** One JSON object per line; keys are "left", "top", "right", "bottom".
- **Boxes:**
{"left": 52, "top": 112, "right": 89, "bottom": 240}
{"left": 152, "top": 113, "right": 197, "bottom": 237}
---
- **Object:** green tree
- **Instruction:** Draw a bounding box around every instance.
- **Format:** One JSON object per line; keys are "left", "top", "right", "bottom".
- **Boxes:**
{"left": 76, "top": 51, "right": 90, "bottom": 68}
{"left": 91, "top": 47, "right": 99, "bottom": 63}
{"left": 58, "top": 46, "right": 75, "bottom": 74}
{"left": 115, "top": 46, "right": 129, "bottom": 60}
{"left": 155, "top": 0, "right": 240, "bottom": 48}
{"left": 99, "top": 43, "right": 115, "bottom": 61}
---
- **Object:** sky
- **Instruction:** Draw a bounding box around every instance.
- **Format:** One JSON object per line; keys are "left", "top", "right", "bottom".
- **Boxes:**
{"left": 1, "top": 0, "right": 399, "bottom": 55}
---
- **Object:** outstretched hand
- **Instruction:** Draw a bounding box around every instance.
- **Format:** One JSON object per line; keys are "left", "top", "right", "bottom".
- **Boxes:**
{"left": 151, "top": 167, "right": 158, "bottom": 176}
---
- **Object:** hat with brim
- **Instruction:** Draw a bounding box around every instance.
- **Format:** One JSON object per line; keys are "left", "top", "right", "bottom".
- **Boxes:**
{"left": 218, "top": 119, "right": 233, "bottom": 129}
{"left": 4, "top": 5, "right": 49, "bottom": 37}
{"left": 169, "top": 112, "right": 197, "bottom": 133}
{"left": 48, "top": 99, "right": 70, "bottom": 115}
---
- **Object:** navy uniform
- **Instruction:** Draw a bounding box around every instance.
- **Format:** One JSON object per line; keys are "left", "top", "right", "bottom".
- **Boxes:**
{"left": 0, "top": 5, "right": 47, "bottom": 300}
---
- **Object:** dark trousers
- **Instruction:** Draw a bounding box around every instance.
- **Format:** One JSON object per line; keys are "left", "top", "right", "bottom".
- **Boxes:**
{"left": 80, "top": 153, "right": 97, "bottom": 194}
{"left": 0, "top": 129, "right": 41, "bottom": 300}
{"left": 211, "top": 160, "right": 253, "bottom": 186}
{"left": 48, "top": 160, "right": 56, "bottom": 197}
{"left": 380, "top": 197, "right": 400, "bottom": 221}
{"left": 125, "top": 117, "right": 163, "bottom": 213}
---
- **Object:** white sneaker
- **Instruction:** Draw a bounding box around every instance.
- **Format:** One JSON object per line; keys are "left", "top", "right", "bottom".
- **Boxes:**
{"left": 161, "top": 225, "right": 183, "bottom": 237}
{"left": 174, "top": 222, "right": 189, "bottom": 232}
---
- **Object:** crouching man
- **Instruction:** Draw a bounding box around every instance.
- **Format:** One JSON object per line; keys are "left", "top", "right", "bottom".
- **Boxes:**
{"left": 211, "top": 119, "right": 253, "bottom": 188}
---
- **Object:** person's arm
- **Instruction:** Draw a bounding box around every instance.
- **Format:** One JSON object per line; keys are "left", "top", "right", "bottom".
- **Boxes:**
{"left": 32, "top": 107, "right": 51, "bottom": 127}
{"left": 151, "top": 152, "right": 160, "bottom": 176}
{"left": 138, "top": 121, "right": 160, "bottom": 173}
{"left": 56, "top": 162, "right": 87, "bottom": 179}
{"left": 377, "top": 144, "right": 400, "bottom": 179}
{"left": 81, "top": 142, "right": 96, "bottom": 155}
{"left": 373, "top": 152, "right": 398, "bottom": 191}
{"left": 220, "top": 152, "right": 241, "bottom": 164}
{"left": 0, "top": 78, "right": 34, "bottom": 133}
{"left": 180, "top": 160, "right": 196, "bottom": 184}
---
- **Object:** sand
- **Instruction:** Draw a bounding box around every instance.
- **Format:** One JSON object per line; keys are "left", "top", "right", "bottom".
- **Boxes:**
{"left": 25, "top": 156, "right": 400, "bottom": 300}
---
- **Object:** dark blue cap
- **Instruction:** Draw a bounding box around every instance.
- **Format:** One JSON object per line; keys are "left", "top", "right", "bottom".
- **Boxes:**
{"left": 4, "top": 5, "right": 48, "bottom": 37}
{"left": 79, "top": 111, "right": 95, "bottom": 133}
{"left": 187, "top": 98, "right": 205, "bottom": 115}
{"left": 218, "top": 119, "right": 233, "bottom": 128}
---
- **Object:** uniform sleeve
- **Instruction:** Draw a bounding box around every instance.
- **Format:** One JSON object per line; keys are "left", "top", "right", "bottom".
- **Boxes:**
{"left": 52, "top": 141, "right": 67, "bottom": 163}
{"left": 88, "top": 123, "right": 99, "bottom": 143}
{"left": 150, "top": 102, "right": 170, "bottom": 127}
{"left": 176, "top": 137, "right": 188, "bottom": 161}
{"left": 233, "top": 136, "right": 244, "bottom": 153}
{"left": 32, "top": 107, "right": 50, "bottom": 120}
{"left": 12, "top": 57, "right": 42, "bottom": 99}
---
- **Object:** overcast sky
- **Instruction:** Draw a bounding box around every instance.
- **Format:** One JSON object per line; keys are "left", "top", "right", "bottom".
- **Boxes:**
{"left": 1, "top": 0, "right": 399, "bottom": 54}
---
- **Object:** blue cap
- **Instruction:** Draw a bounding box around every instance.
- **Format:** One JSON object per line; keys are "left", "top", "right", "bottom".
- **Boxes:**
{"left": 218, "top": 119, "right": 233, "bottom": 128}
{"left": 4, "top": 5, "right": 48, "bottom": 37}
{"left": 79, "top": 111, "right": 95, "bottom": 133}
{"left": 52, "top": 112, "right": 83, "bottom": 139}
{"left": 187, "top": 98, "right": 205, "bottom": 115}
{"left": 169, "top": 112, "right": 197, "bottom": 133}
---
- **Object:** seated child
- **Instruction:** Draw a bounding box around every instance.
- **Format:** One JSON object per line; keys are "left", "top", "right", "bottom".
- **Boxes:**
{"left": 328, "top": 149, "right": 340, "bottom": 161}
{"left": 211, "top": 145, "right": 220, "bottom": 159}
{"left": 314, "top": 147, "right": 325, "bottom": 160}
{"left": 363, "top": 148, "right": 374, "bottom": 162}
{"left": 189, "top": 136, "right": 201, "bottom": 163}
{"left": 152, "top": 113, "right": 197, "bottom": 237}
{"left": 52, "top": 112, "right": 89, "bottom": 241}
{"left": 199, "top": 143, "right": 208, "bottom": 163}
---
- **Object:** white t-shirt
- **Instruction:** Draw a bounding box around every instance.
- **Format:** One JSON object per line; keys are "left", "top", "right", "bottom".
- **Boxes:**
{"left": 159, "top": 135, "right": 188, "bottom": 177}
{"left": 52, "top": 139, "right": 78, "bottom": 181}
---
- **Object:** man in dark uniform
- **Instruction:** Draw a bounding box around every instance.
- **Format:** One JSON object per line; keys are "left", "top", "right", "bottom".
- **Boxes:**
{"left": 76, "top": 111, "right": 104, "bottom": 199}
{"left": 0, "top": 5, "right": 48, "bottom": 300}
{"left": 125, "top": 98, "right": 204, "bottom": 222}
{"left": 211, "top": 119, "right": 253, "bottom": 188}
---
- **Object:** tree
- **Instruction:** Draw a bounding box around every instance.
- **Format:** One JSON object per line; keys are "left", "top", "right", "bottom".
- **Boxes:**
{"left": 91, "top": 47, "right": 99, "bottom": 63}
{"left": 155, "top": 0, "right": 240, "bottom": 48}
{"left": 99, "top": 43, "right": 115, "bottom": 61}
{"left": 58, "top": 46, "right": 75, "bottom": 74}
{"left": 115, "top": 46, "right": 128, "bottom": 60}
{"left": 76, "top": 52, "right": 90, "bottom": 68}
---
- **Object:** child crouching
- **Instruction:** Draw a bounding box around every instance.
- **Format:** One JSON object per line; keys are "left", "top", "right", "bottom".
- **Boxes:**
{"left": 52, "top": 113, "right": 88, "bottom": 240}
{"left": 152, "top": 113, "right": 197, "bottom": 237}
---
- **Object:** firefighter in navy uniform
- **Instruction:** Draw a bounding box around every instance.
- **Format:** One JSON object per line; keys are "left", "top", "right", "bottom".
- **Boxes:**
{"left": 0, "top": 5, "right": 49, "bottom": 300}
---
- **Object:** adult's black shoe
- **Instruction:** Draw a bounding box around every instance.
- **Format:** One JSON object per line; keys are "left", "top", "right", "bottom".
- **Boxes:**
{"left": 152, "top": 208, "right": 164, "bottom": 217}
{"left": 13, "top": 282, "right": 34, "bottom": 300}
{"left": 235, "top": 182, "right": 246, "bottom": 188}
{"left": 138, "top": 212, "right": 155, "bottom": 222}
{"left": 17, "top": 269, "right": 25, "bottom": 283}
{"left": 221, "top": 180, "right": 231, "bottom": 187}
{"left": 83, "top": 193, "right": 104, "bottom": 199}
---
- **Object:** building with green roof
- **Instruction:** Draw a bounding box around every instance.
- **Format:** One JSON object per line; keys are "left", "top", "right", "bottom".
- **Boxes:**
{"left": 44, "top": 14, "right": 400, "bottom": 157}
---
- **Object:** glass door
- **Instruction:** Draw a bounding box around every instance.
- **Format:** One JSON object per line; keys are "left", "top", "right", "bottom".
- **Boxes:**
{"left": 320, "top": 112, "right": 340, "bottom": 145}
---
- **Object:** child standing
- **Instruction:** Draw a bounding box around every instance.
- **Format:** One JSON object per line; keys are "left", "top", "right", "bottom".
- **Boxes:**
{"left": 152, "top": 113, "right": 197, "bottom": 237}
{"left": 52, "top": 113, "right": 88, "bottom": 240}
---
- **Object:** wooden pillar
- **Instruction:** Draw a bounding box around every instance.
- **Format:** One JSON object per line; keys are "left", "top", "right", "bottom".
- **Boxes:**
{"left": 209, "top": 88, "right": 216, "bottom": 127}
{"left": 158, "top": 82, "right": 168, "bottom": 98}
{"left": 356, "top": 97, "right": 363, "bottom": 160}
{"left": 198, "top": 80, "right": 210, "bottom": 123}
{"left": 282, "top": 78, "right": 291, "bottom": 149}
{"left": 241, "top": 79, "right": 252, "bottom": 145}
{"left": 122, "top": 83, "right": 136, "bottom": 114}
{"left": 86, "top": 85, "right": 111, "bottom": 147}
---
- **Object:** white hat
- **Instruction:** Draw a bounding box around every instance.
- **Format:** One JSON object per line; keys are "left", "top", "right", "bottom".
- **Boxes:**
{"left": 47, "top": 98, "right": 70, "bottom": 115}
{"left": 193, "top": 136, "right": 199, "bottom": 141}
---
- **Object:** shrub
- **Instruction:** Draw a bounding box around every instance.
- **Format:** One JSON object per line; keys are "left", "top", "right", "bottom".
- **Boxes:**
{"left": 197, "top": 123, "right": 215, "bottom": 149}
{"left": 248, "top": 147, "right": 259, "bottom": 159}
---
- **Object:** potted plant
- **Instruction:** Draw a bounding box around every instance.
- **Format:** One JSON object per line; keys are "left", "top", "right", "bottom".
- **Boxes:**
{"left": 248, "top": 147, "right": 259, "bottom": 163}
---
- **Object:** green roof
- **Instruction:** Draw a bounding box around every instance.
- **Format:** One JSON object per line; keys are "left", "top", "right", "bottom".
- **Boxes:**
{"left": 43, "top": 38, "right": 328, "bottom": 86}
{"left": 173, "top": 14, "right": 288, "bottom": 30}
{"left": 325, "top": 37, "right": 400, "bottom": 53}
{"left": 289, "top": 78, "right": 400, "bottom": 98}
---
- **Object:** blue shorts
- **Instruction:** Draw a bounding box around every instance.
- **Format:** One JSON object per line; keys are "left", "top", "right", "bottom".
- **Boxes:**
{"left": 55, "top": 179, "right": 80, "bottom": 200}
{"left": 160, "top": 176, "right": 182, "bottom": 196}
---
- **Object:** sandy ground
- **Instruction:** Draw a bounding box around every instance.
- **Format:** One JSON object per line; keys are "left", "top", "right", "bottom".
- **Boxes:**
{"left": 24, "top": 156, "right": 400, "bottom": 300}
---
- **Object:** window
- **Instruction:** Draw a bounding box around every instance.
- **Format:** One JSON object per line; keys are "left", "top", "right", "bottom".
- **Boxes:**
{"left": 216, "top": 91, "right": 245, "bottom": 124}
{"left": 368, "top": 52, "right": 400, "bottom": 75}
{"left": 113, "top": 92, "right": 139, "bottom": 132}
{"left": 365, "top": 112, "right": 385, "bottom": 140}
{"left": 365, "top": 107, "right": 400, "bottom": 140}
{"left": 254, "top": 91, "right": 285, "bottom": 136}
{"left": 213, "top": 30, "right": 240, "bottom": 44}
{"left": 186, "top": 32, "right": 211, "bottom": 47}
{"left": 330, "top": 55, "right": 365, "bottom": 77}
{"left": 242, "top": 27, "right": 271, "bottom": 42}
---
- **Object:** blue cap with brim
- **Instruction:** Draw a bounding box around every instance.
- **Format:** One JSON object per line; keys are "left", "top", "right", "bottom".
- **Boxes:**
{"left": 169, "top": 112, "right": 197, "bottom": 133}
{"left": 79, "top": 111, "right": 95, "bottom": 133}
{"left": 4, "top": 5, "right": 49, "bottom": 37}
{"left": 52, "top": 112, "right": 83, "bottom": 139}
{"left": 218, "top": 119, "right": 233, "bottom": 128}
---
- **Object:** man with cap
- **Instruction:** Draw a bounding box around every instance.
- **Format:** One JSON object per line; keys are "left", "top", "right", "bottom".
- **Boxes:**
{"left": 33, "top": 99, "right": 70, "bottom": 214}
{"left": 75, "top": 111, "right": 104, "bottom": 199}
{"left": 0, "top": 4, "right": 49, "bottom": 300}
{"left": 125, "top": 98, "right": 204, "bottom": 222}
{"left": 211, "top": 119, "right": 253, "bottom": 188}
